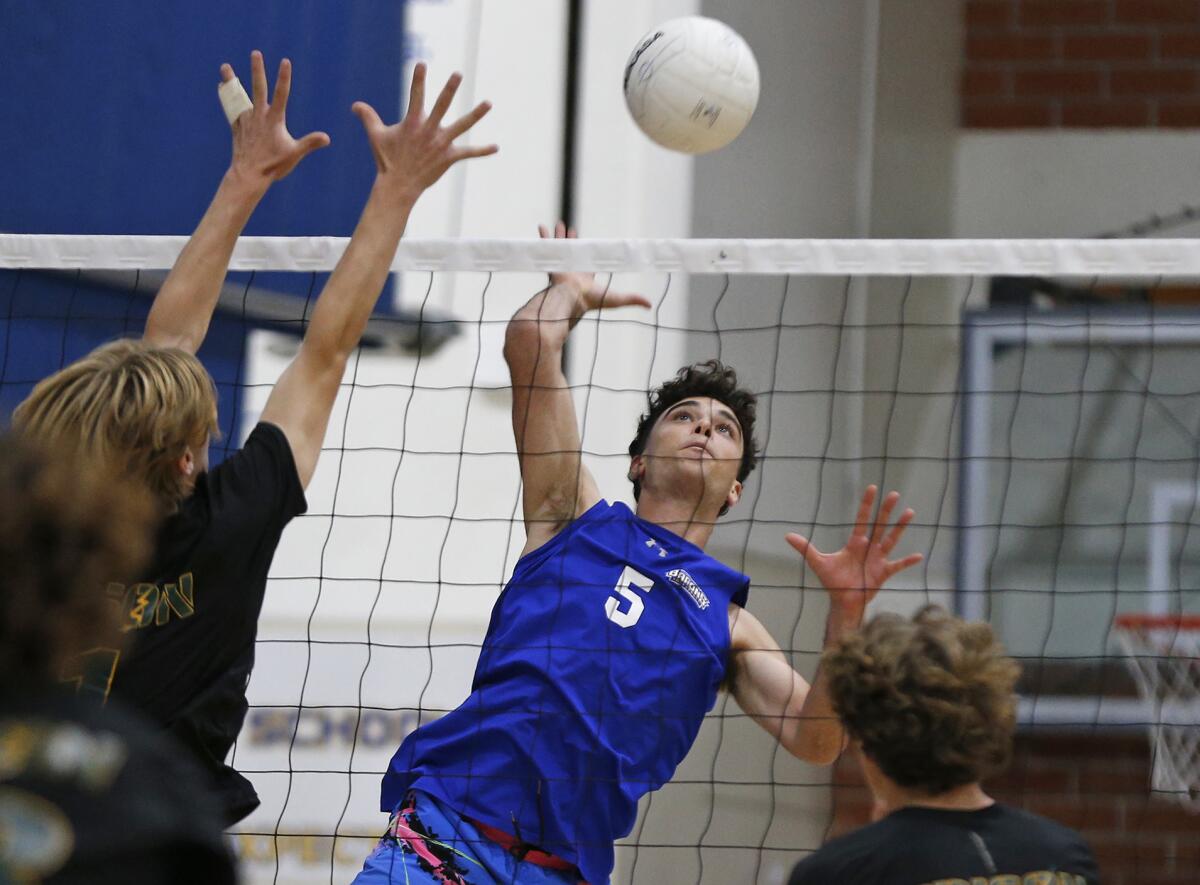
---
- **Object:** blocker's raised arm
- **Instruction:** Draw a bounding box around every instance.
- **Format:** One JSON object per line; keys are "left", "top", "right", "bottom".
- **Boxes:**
{"left": 145, "top": 50, "right": 330, "bottom": 353}
{"left": 260, "top": 63, "right": 497, "bottom": 488}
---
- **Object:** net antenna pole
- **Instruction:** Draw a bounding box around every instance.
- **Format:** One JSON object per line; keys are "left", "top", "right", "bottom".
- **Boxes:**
{"left": 842, "top": 0, "right": 882, "bottom": 504}
{"left": 560, "top": 0, "right": 583, "bottom": 230}
{"left": 559, "top": 0, "right": 584, "bottom": 381}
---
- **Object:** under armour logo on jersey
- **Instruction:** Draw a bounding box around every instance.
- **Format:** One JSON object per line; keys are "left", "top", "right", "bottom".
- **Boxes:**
{"left": 666, "top": 569, "right": 709, "bottom": 611}
{"left": 644, "top": 537, "right": 668, "bottom": 558}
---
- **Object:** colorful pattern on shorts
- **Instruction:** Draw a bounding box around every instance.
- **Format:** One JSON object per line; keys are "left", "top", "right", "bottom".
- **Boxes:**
{"left": 351, "top": 790, "right": 587, "bottom": 885}
{"left": 386, "top": 792, "right": 475, "bottom": 884}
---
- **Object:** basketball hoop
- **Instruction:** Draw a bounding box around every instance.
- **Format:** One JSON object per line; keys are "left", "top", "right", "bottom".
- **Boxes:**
{"left": 1112, "top": 614, "right": 1200, "bottom": 811}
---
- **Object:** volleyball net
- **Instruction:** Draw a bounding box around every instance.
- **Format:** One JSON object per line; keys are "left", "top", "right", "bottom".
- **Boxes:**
{"left": 3, "top": 235, "right": 1198, "bottom": 884}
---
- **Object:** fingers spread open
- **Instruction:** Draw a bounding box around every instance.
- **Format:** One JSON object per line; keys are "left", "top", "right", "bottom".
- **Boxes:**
{"left": 271, "top": 58, "right": 292, "bottom": 113}
{"left": 446, "top": 100, "right": 492, "bottom": 140}
{"left": 352, "top": 101, "right": 385, "bottom": 135}
{"left": 785, "top": 532, "right": 824, "bottom": 568}
{"left": 881, "top": 508, "right": 915, "bottom": 553}
{"left": 250, "top": 50, "right": 268, "bottom": 107}
{"left": 406, "top": 62, "right": 427, "bottom": 120}
{"left": 452, "top": 144, "right": 499, "bottom": 163}
{"left": 852, "top": 485, "right": 877, "bottom": 538}
{"left": 428, "top": 72, "right": 463, "bottom": 127}
{"left": 296, "top": 131, "right": 332, "bottom": 157}
{"left": 871, "top": 490, "right": 900, "bottom": 546}
{"left": 599, "top": 292, "right": 652, "bottom": 310}
{"left": 884, "top": 552, "right": 924, "bottom": 580}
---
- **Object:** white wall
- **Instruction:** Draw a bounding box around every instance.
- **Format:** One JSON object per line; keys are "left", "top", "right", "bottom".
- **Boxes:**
{"left": 955, "top": 131, "right": 1200, "bottom": 238}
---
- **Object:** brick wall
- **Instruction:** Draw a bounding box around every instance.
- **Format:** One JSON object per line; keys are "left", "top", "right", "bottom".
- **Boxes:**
{"left": 963, "top": 0, "right": 1200, "bottom": 127}
{"left": 828, "top": 733, "right": 1200, "bottom": 884}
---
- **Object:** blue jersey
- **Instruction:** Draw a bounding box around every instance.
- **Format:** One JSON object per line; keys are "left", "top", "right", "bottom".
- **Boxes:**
{"left": 381, "top": 500, "right": 750, "bottom": 885}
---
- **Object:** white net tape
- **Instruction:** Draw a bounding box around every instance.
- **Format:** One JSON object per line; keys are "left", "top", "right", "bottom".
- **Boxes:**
{"left": 1113, "top": 619, "right": 1200, "bottom": 810}
{"left": 4, "top": 234, "right": 1200, "bottom": 275}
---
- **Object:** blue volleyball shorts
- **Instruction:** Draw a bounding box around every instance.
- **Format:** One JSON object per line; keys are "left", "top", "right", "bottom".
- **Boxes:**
{"left": 351, "top": 790, "right": 587, "bottom": 885}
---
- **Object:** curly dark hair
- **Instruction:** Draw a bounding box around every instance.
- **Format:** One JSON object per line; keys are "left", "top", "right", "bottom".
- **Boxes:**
{"left": 0, "top": 434, "right": 156, "bottom": 690}
{"left": 824, "top": 605, "right": 1021, "bottom": 796}
{"left": 627, "top": 360, "right": 759, "bottom": 511}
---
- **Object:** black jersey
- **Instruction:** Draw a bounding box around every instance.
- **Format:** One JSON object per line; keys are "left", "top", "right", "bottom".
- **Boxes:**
{"left": 789, "top": 804, "right": 1100, "bottom": 885}
{"left": 107, "top": 421, "right": 307, "bottom": 824}
{"left": 0, "top": 687, "right": 236, "bottom": 885}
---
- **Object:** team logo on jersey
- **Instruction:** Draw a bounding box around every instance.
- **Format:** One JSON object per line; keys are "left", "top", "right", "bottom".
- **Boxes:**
{"left": 666, "top": 569, "right": 709, "bottom": 611}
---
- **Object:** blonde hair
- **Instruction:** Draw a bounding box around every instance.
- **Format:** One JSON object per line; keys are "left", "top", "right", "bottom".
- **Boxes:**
{"left": 12, "top": 339, "right": 219, "bottom": 507}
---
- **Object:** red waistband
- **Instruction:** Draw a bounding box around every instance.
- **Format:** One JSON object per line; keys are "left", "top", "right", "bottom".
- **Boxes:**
{"left": 466, "top": 816, "right": 584, "bottom": 879}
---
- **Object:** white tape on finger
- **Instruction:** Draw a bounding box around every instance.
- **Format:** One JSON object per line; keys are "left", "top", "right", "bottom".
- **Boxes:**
{"left": 219, "top": 77, "right": 253, "bottom": 125}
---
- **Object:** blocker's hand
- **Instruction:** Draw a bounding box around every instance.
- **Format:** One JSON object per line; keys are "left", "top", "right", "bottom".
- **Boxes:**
{"left": 785, "top": 485, "right": 923, "bottom": 615}
{"left": 221, "top": 50, "right": 330, "bottom": 183}
{"left": 352, "top": 62, "right": 498, "bottom": 203}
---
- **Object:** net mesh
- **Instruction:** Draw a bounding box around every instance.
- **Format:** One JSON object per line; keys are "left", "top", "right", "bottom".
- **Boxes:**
{"left": 3, "top": 235, "right": 1199, "bottom": 882}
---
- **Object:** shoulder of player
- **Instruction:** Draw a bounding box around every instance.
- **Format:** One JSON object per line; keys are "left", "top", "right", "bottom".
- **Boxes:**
{"left": 789, "top": 821, "right": 893, "bottom": 882}
{"left": 205, "top": 421, "right": 305, "bottom": 505}
{"left": 238, "top": 420, "right": 295, "bottom": 464}
{"left": 991, "top": 802, "right": 1094, "bottom": 847}
{"left": 518, "top": 519, "right": 569, "bottom": 559}
{"left": 516, "top": 498, "right": 613, "bottom": 562}
{"left": 521, "top": 477, "right": 602, "bottom": 540}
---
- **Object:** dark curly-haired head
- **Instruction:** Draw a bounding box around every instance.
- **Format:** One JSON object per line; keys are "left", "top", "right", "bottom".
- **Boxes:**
{"left": 824, "top": 605, "right": 1020, "bottom": 796}
{"left": 0, "top": 434, "right": 156, "bottom": 690}
{"left": 627, "top": 360, "right": 758, "bottom": 513}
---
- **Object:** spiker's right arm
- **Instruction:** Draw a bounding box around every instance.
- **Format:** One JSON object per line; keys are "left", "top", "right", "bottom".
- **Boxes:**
{"left": 504, "top": 224, "right": 650, "bottom": 556}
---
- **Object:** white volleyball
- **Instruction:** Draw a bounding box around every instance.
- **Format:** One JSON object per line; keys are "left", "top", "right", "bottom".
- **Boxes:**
{"left": 622, "top": 16, "right": 760, "bottom": 155}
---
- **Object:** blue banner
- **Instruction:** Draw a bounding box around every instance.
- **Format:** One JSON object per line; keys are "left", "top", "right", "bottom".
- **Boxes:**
{"left": 0, "top": 0, "right": 407, "bottom": 454}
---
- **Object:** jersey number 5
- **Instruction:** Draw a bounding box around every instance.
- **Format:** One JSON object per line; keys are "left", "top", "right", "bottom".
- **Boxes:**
{"left": 605, "top": 565, "right": 654, "bottom": 628}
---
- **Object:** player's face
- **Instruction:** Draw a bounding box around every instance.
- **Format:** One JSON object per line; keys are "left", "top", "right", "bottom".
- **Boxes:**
{"left": 194, "top": 437, "right": 210, "bottom": 474}
{"left": 179, "top": 436, "right": 211, "bottom": 490}
{"left": 638, "top": 396, "right": 744, "bottom": 505}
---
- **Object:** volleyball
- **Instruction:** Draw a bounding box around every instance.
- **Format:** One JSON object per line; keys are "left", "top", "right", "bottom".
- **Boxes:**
{"left": 622, "top": 16, "right": 760, "bottom": 155}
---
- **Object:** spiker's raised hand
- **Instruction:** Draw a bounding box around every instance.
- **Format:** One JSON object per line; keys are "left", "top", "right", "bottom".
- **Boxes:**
{"left": 538, "top": 221, "right": 651, "bottom": 317}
